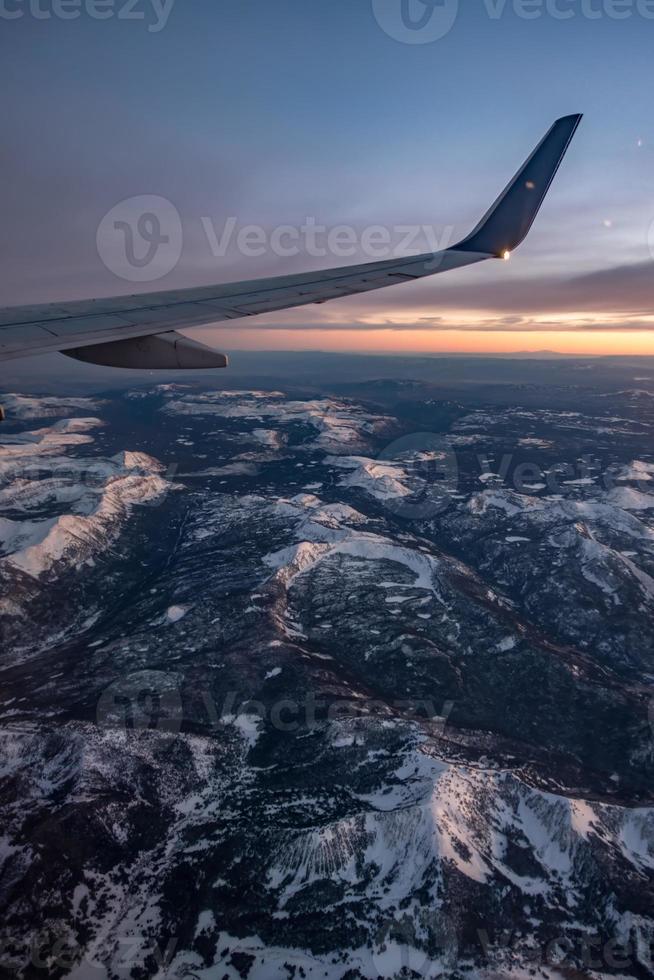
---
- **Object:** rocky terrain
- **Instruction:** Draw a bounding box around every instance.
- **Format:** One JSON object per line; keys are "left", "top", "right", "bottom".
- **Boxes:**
{"left": 0, "top": 379, "right": 653, "bottom": 979}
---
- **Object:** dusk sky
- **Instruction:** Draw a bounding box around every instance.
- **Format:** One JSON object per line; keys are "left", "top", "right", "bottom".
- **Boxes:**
{"left": 2, "top": 0, "right": 654, "bottom": 356}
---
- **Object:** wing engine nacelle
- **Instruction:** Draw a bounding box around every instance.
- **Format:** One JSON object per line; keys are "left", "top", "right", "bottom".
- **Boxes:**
{"left": 62, "top": 331, "right": 228, "bottom": 370}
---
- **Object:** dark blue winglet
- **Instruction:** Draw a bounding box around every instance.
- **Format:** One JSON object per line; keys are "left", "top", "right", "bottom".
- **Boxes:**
{"left": 454, "top": 114, "right": 583, "bottom": 257}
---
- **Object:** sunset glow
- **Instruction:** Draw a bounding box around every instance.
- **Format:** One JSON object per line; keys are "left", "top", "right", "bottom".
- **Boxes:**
{"left": 193, "top": 306, "right": 654, "bottom": 357}
{"left": 196, "top": 325, "right": 654, "bottom": 356}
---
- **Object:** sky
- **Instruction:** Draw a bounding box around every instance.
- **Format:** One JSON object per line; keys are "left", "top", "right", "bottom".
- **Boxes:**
{"left": 2, "top": 0, "right": 654, "bottom": 358}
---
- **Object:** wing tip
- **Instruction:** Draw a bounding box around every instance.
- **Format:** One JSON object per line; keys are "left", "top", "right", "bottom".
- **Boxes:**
{"left": 455, "top": 112, "right": 583, "bottom": 257}
{"left": 553, "top": 112, "right": 584, "bottom": 142}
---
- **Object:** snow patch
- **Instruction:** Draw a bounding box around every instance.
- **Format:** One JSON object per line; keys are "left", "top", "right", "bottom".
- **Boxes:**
{"left": 166, "top": 605, "right": 189, "bottom": 623}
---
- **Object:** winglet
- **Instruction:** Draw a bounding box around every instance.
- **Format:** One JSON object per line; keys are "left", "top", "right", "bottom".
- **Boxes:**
{"left": 454, "top": 114, "right": 583, "bottom": 257}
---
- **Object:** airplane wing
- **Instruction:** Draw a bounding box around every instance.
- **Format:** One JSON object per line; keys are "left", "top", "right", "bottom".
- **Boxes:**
{"left": 0, "top": 114, "right": 582, "bottom": 370}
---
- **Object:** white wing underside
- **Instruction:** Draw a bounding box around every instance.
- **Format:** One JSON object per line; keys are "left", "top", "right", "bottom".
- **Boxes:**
{"left": 0, "top": 115, "right": 582, "bottom": 366}
{"left": 0, "top": 249, "right": 489, "bottom": 362}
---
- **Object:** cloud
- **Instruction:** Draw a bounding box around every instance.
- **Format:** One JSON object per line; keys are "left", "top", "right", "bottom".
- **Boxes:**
{"left": 209, "top": 317, "right": 654, "bottom": 333}
{"left": 196, "top": 260, "right": 654, "bottom": 333}
{"left": 357, "top": 260, "right": 654, "bottom": 319}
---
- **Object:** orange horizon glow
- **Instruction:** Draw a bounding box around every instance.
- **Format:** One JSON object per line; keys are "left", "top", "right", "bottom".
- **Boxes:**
{"left": 210, "top": 330, "right": 654, "bottom": 356}
{"left": 191, "top": 315, "right": 654, "bottom": 358}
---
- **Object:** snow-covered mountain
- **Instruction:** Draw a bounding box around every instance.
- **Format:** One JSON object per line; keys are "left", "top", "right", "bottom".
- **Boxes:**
{"left": 1, "top": 384, "right": 653, "bottom": 979}
{"left": 0, "top": 397, "right": 175, "bottom": 664}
